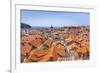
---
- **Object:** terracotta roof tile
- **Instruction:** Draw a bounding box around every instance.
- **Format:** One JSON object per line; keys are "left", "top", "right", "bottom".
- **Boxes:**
{"left": 44, "top": 37, "right": 53, "bottom": 47}
{"left": 21, "top": 43, "right": 32, "bottom": 56}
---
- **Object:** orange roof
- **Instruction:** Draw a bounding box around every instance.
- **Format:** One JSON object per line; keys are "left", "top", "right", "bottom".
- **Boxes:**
{"left": 44, "top": 37, "right": 53, "bottom": 47}
{"left": 28, "top": 50, "right": 48, "bottom": 62}
{"left": 21, "top": 35, "right": 34, "bottom": 43}
{"left": 32, "top": 35, "right": 43, "bottom": 48}
{"left": 21, "top": 43, "right": 32, "bottom": 56}
{"left": 52, "top": 42, "right": 65, "bottom": 61}
{"left": 77, "top": 41, "right": 89, "bottom": 53}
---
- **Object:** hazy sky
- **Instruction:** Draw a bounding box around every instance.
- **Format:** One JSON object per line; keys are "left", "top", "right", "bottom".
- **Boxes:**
{"left": 21, "top": 10, "right": 90, "bottom": 27}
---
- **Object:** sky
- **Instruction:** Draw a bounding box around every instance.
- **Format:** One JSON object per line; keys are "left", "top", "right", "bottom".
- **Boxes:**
{"left": 21, "top": 10, "right": 90, "bottom": 27}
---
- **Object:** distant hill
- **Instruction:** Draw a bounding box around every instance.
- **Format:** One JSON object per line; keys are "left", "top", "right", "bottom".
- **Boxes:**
{"left": 21, "top": 23, "right": 31, "bottom": 29}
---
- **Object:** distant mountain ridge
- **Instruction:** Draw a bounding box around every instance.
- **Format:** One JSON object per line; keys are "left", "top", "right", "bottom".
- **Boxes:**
{"left": 21, "top": 23, "right": 31, "bottom": 28}
{"left": 21, "top": 22, "right": 89, "bottom": 29}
